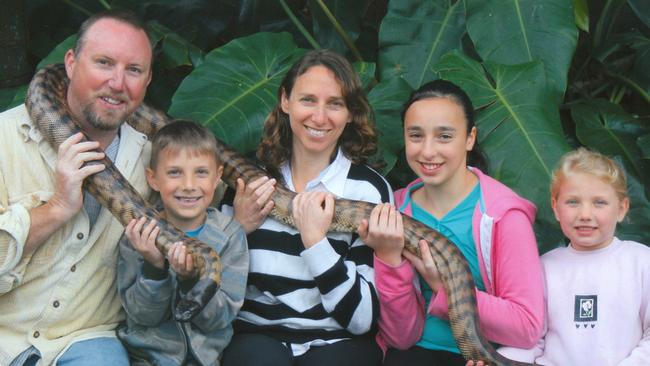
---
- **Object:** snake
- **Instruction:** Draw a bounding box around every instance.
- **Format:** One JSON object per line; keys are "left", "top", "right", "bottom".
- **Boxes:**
{"left": 25, "top": 63, "right": 533, "bottom": 365}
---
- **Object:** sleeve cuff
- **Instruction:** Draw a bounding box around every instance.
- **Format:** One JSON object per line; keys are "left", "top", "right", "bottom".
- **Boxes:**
{"left": 143, "top": 259, "right": 169, "bottom": 281}
{"left": 301, "top": 238, "right": 340, "bottom": 277}
{"left": 374, "top": 255, "right": 415, "bottom": 294}
{"left": 177, "top": 276, "right": 198, "bottom": 294}
{"left": 1, "top": 203, "right": 31, "bottom": 256}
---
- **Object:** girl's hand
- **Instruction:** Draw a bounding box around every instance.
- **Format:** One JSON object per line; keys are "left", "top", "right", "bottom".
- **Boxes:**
{"left": 168, "top": 242, "right": 196, "bottom": 281}
{"left": 358, "top": 203, "right": 405, "bottom": 266}
{"left": 233, "top": 176, "right": 276, "bottom": 233}
{"left": 292, "top": 191, "right": 334, "bottom": 248}
{"left": 403, "top": 239, "right": 443, "bottom": 293}
{"left": 466, "top": 361, "right": 485, "bottom": 366}
{"left": 125, "top": 217, "right": 164, "bottom": 269}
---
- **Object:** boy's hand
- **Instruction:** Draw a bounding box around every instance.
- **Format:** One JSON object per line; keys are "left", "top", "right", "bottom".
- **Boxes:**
{"left": 466, "top": 361, "right": 485, "bottom": 366}
{"left": 233, "top": 176, "right": 275, "bottom": 233}
{"left": 168, "top": 242, "right": 197, "bottom": 281}
{"left": 403, "top": 239, "right": 443, "bottom": 294}
{"left": 358, "top": 203, "right": 405, "bottom": 266}
{"left": 125, "top": 217, "right": 165, "bottom": 269}
{"left": 292, "top": 191, "right": 334, "bottom": 248}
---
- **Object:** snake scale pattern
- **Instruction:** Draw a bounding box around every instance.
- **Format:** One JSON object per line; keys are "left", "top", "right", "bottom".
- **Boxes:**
{"left": 26, "top": 63, "right": 533, "bottom": 365}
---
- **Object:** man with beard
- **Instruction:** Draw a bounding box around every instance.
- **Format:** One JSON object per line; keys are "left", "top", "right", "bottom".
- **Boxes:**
{"left": 0, "top": 10, "right": 153, "bottom": 366}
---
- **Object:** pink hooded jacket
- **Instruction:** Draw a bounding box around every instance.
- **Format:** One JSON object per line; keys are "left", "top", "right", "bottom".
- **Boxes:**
{"left": 375, "top": 168, "right": 544, "bottom": 353}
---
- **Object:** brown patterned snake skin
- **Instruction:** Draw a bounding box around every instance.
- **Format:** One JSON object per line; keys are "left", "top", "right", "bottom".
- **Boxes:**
{"left": 26, "top": 63, "right": 532, "bottom": 365}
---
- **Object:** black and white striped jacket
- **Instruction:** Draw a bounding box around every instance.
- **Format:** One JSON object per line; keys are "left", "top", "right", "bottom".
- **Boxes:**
{"left": 221, "top": 150, "right": 393, "bottom": 354}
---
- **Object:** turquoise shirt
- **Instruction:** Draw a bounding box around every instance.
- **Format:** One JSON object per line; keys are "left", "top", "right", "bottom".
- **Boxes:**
{"left": 399, "top": 181, "right": 485, "bottom": 353}
{"left": 185, "top": 224, "right": 205, "bottom": 238}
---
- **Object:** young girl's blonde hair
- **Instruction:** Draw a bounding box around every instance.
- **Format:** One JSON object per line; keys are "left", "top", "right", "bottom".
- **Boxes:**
{"left": 550, "top": 147, "right": 628, "bottom": 201}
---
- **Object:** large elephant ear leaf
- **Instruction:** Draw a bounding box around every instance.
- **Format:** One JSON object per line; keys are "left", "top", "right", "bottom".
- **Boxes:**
{"left": 378, "top": 0, "right": 465, "bottom": 89}
{"left": 309, "top": 0, "right": 363, "bottom": 54}
{"left": 433, "top": 50, "right": 570, "bottom": 249}
{"left": 571, "top": 99, "right": 650, "bottom": 185}
{"left": 168, "top": 32, "right": 305, "bottom": 154}
{"left": 465, "top": 0, "right": 578, "bottom": 99}
{"left": 640, "top": 134, "right": 650, "bottom": 160}
{"left": 616, "top": 160, "right": 650, "bottom": 244}
{"left": 368, "top": 76, "right": 413, "bottom": 174}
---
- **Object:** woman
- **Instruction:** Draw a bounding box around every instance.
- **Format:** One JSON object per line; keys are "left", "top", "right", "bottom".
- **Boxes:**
{"left": 221, "top": 49, "right": 392, "bottom": 366}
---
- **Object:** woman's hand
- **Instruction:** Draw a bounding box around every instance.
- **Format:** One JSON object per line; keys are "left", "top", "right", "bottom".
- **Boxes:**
{"left": 292, "top": 191, "right": 335, "bottom": 248}
{"left": 233, "top": 176, "right": 276, "bottom": 233}
{"left": 168, "top": 242, "right": 196, "bottom": 281}
{"left": 125, "top": 217, "right": 165, "bottom": 269}
{"left": 358, "top": 203, "right": 405, "bottom": 266}
{"left": 403, "top": 239, "right": 443, "bottom": 293}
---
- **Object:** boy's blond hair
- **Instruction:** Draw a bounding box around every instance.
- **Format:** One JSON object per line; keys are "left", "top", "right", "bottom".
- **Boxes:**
{"left": 551, "top": 147, "right": 628, "bottom": 201}
{"left": 149, "top": 119, "right": 219, "bottom": 170}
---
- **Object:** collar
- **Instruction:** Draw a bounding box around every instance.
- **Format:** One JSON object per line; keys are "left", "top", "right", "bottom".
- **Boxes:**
{"left": 279, "top": 148, "right": 351, "bottom": 197}
{"left": 23, "top": 116, "right": 148, "bottom": 178}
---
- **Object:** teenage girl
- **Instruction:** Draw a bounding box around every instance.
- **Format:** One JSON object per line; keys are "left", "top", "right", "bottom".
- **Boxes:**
{"left": 359, "top": 79, "right": 545, "bottom": 365}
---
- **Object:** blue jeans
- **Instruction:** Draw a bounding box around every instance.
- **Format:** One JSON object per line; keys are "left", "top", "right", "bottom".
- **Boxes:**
{"left": 57, "top": 337, "right": 129, "bottom": 366}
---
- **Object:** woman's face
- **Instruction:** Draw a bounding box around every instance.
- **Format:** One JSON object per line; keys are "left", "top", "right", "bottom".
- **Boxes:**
{"left": 281, "top": 65, "right": 351, "bottom": 160}
{"left": 403, "top": 97, "right": 476, "bottom": 188}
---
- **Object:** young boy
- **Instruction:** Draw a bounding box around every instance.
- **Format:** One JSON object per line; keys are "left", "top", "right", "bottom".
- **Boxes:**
{"left": 117, "top": 120, "right": 249, "bottom": 366}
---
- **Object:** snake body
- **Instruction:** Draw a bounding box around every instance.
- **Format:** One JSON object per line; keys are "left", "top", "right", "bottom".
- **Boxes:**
{"left": 26, "top": 63, "right": 532, "bottom": 365}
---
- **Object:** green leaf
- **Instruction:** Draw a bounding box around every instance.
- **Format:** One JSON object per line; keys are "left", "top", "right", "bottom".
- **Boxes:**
{"left": 573, "top": 0, "right": 589, "bottom": 32}
{"left": 378, "top": 0, "right": 465, "bottom": 88}
{"left": 0, "top": 85, "right": 28, "bottom": 112}
{"left": 309, "top": 0, "right": 363, "bottom": 55}
{"left": 615, "top": 160, "right": 650, "bottom": 244}
{"left": 638, "top": 134, "right": 650, "bottom": 159}
{"left": 147, "top": 20, "right": 204, "bottom": 69}
{"left": 353, "top": 61, "right": 376, "bottom": 90}
{"left": 168, "top": 32, "right": 305, "bottom": 153}
{"left": 628, "top": 0, "right": 650, "bottom": 28}
{"left": 367, "top": 76, "right": 413, "bottom": 174}
{"left": 465, "top": 0, "right": 578, "bottom": 98}
{"left": 433, "top": 51, "right": 571, "bottom": 251}
{"left": 631, "top": 36, "right": 650, "bottom": 95}
{"left": 36, "top": 34, "right": 77, "bottom": 69}
{"left": 571, "top": 99, "right": 650, "bottom": 182}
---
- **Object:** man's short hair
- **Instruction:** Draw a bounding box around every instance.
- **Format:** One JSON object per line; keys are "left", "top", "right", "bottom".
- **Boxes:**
{"left": 73, "top": 9, "right": 151, "bottom": 56}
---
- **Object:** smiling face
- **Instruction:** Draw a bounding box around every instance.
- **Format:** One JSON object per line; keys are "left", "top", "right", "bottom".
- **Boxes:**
{"left": 552, "top": 172, "right": 629, "bottom": 251}
{"left": 404, "top": 97, "right": 476, "bottom": 189}
{"left": 281, "top": 65, "right": 351, "bottom": 161}
{"left": 64, "top": 18, "right": 152, "bottom": 136}
{"left": 146, "top": 148, "right": 223, "bottom": 232}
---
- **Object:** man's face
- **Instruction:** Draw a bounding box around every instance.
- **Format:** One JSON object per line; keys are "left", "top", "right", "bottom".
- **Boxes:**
{"left": 65, "top": 18, "right": 152, "bottom": 134}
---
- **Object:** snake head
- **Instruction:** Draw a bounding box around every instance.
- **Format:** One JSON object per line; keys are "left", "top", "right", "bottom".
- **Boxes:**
{"left": 174, "top": 299, "right": 202, "bottom": 322}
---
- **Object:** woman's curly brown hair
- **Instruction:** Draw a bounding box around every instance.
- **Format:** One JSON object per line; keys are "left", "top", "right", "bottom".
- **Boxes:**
{"left": 256, "top": 49, "right": 379, "bottom": 179}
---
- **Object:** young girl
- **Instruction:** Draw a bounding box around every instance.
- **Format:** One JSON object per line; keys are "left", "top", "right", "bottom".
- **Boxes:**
{"left": 359, "top": 79, "right": 545, "bottom": 365}
{"left": 489, "top": 148, "right": 650, "bottom": 365}
{"left": 220, "top": 49, "right": 392, "bottom": 366}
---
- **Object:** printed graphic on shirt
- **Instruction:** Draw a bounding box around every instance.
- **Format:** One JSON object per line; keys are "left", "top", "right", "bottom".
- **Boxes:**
{"left": 574, "top": 295, "right": 597, "bottom": 329}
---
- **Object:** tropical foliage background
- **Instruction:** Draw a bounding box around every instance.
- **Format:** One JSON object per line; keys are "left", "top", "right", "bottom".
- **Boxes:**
{"left": 1, "top": 0, "right": 648, "bottom": 253}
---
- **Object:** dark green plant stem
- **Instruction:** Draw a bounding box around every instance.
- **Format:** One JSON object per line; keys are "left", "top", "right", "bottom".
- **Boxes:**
{"left": 593, "top": 0, "right": 625, "bottom": 48}
{"left": 604, "top": 69, "right": 650, "bottom": 105}
{"left": 99, "top": 0, "right": 111, "bottom": 10}
{"left": 314, "top": 0, "right": 363, "bottom": 62}
{"left": 278, "top": 0, "right": 320, "bottom": 49}
{"left": 61, "top": 0, "right": 93, "bottom": 15}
